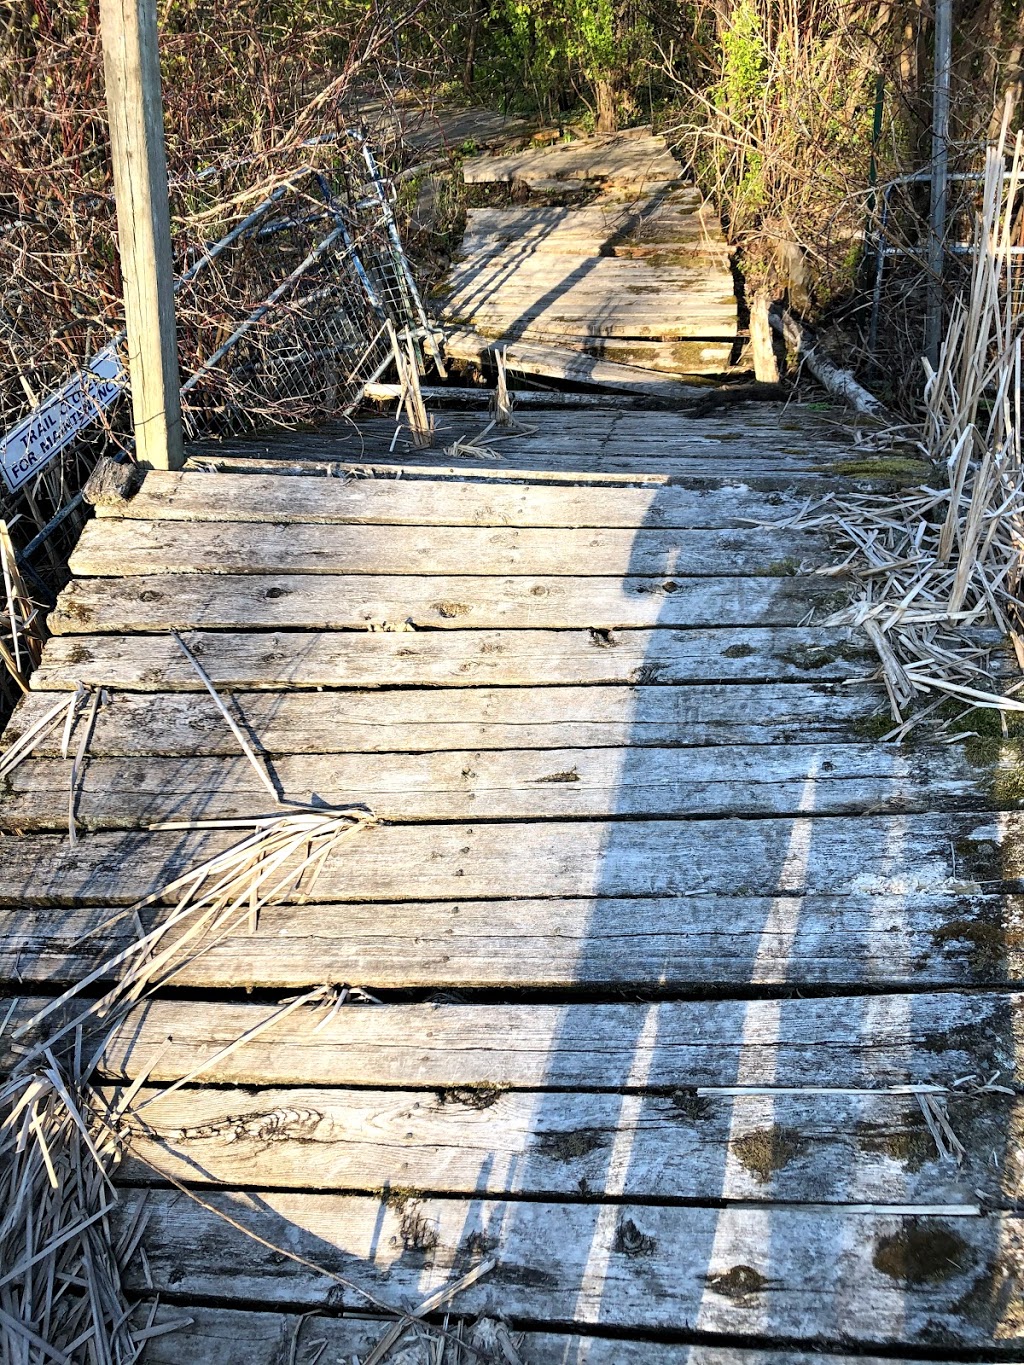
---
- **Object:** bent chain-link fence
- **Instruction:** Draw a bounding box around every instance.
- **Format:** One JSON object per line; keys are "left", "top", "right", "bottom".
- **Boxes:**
{"left": 0, "top": 131, "right": 427, "bottom": 718}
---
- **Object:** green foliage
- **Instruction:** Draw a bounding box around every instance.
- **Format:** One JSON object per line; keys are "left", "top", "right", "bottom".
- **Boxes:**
{"left": 717, "top": 0, "right": 766, "bottom": 116}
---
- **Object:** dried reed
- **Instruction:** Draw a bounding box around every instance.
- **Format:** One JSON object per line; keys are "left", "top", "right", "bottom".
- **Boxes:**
{"left": 778, "top": 105, "right": 1024, "bottom": 727}
{"left": 0, "top": 522, "right": 47, "bottom": 696}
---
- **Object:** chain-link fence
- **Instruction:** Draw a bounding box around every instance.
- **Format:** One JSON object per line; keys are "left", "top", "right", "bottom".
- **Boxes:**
{"left": 0, "top": 131, "right": 428, "bottom": 718}
{"left": 864, "top": 150, "right": 1024, "bottom": 388}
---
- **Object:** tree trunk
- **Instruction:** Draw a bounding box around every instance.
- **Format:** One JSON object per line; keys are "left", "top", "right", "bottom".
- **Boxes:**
{"left": 462, "top": 0, "right": 485, "bottom": 93}
{"left": 595, "top": 78, "right": 618, "bottom": 133}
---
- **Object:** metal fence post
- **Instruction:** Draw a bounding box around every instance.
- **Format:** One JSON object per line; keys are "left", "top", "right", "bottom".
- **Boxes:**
{"left": 924, "top": 0, "right": 952, "bottom": 366}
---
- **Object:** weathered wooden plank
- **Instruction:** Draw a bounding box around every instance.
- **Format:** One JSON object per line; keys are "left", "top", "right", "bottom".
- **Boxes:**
{"left": 460, "top": 205, "right": 627, "bottom": 256}
{"left": 67, "top": 520, "right": 824, "bottom": 579}
{"left": 48, "top": 573, "right": 838, "bottom": 634}
{"left": 137, "top": 1306, "right": 957, "bottom": 1365}
{"left": 0, "top": 810, "right": 1017, "bottom": 907}
{"left": 444, "top": 255, "right": 733, "bottom": 294}
{"left": 6, "top": 991, "right": 1014, "bottom": 1088}
{"left": 459, "top": 205, "right": 724, "bottom": 260}
{"left": 116, "top": 1084, "right": 1020, "bottom": 1204}
{"left": 4, "top": 682, "right": 888, "bottom": 757}
{"left": 443, "top": 329, "right": 706, "bottom": 398}
{"left": 7, "top": 891, "right": 1020, "bottom": 989}
{"left": 29, "top": 626, "right": 875, "bottom": 692}
{"left": 444, "top": 257, "right": 733, "bottom": 300}
{"left": 186, "top": 450, "right": 849, "bottom": 487}
{"left": 446, "top": 303, "right": 737, "bottom": 341}
{"left": 462, "top": 134, "right": 682, "bottom": 186}
{"left": 0, "top": 743, "right": 996, "bottom": 831}
{"left": 111, "top": 1188, "right": 1024, "bottom": 1344}
{"left": 563, "top": 334, "right": 738, "bottom": 373}
{"left": 440, "top": 259, "right": 736, "bottom": 340}
{"left": 342, "top": 410, "right": 858, "bottom": 462}
{"left": 90, "top": 468, "right": 807, "bottom": 527}
{"left": 365, "top": 382, "right": 666, "bottom": 408}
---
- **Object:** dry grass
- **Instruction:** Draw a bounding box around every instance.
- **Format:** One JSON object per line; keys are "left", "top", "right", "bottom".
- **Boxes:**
{"left": 775, "top": 105, "right": 1024, "bottom": 731}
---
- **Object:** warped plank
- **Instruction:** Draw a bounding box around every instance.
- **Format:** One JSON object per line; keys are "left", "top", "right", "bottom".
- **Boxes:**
{"left": 443, "top": 329, "right": 705, "bottom": 398}
{"left": 48, "top": 574, "right": 838, "bottom": 634}
{"left": 5, "top": 682, "right": 888, "bottom": 757}
{"left": 0, "top": 742, "right": 995, "bottom": 830}
{"left": 137, "top": 1306, "right": 960, "bottom": 1365}
{"left": 30, "top": 626, "right": 876, "bottom": 692}
{"left": 203, "top": 404, "right": 849, "bottom": 449}
{"left": 8, "top": 991, "right": 1019, "bottom": 1088}
{"left": 116, "top": 1084, "right": 1020, "bottom": 1204}
{"left": 67, "top": 520, "right": 823, "bottom": 578}
{"left": 364, "top": 383, "right": 668, "bottom": 407}
{"left": 0, "top": 810, "right": 1018, "bottom": 906}
{"left": 187, "top": 451, "right": 852, "bottom": 486}
{"left": 110, "top": 1188, "right": 1024, "bottom": 1344}
{"left": 7, "top": 890, "right": 1020, "bottom": 989}
{"left": 100, "top": 468, "right": 805, "bottom": 528}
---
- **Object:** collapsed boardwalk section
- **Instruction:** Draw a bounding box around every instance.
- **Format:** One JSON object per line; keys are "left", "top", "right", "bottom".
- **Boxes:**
{"left": 1, "top": 415, "right": 1023, "bottom": 1360}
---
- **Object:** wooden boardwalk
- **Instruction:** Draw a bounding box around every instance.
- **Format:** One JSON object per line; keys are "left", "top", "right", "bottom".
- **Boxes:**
{"left": 2, "top": 130, "right": 1023, "bottom": 1363}
{"left": 2, "top": 407, "right": 1024, "bottom": 1360}
{"left": 439, "top": 130, "right": 738, "bottom": 375}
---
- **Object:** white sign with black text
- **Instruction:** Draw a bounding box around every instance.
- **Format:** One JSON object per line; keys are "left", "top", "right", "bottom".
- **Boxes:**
{"left": 0, "top": 346, "right": 126, "bottom": 494}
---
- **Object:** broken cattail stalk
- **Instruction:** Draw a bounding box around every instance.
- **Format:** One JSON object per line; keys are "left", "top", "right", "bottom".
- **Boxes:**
{"left": 492, "top": 346, "right": 514, "bottom": 427}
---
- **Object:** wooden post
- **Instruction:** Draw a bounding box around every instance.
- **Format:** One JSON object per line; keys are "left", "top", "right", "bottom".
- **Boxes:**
{"left": 99, "top": 0, "right": 183, "bottom": 469}
{"left": 924, "top": 0, "right": 952, "bottom": 367}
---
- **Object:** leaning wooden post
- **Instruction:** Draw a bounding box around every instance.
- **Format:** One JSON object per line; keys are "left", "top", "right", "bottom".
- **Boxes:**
{"left": 99, "top": 0, "right": 183, "bottom": 469}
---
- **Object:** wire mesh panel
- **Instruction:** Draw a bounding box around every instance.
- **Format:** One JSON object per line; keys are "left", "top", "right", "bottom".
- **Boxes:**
{"left": 175, "top": 138, "right": 429, "bottom": 440}
{"left": 0, "top": 133, "right": 425, "bottom": 720}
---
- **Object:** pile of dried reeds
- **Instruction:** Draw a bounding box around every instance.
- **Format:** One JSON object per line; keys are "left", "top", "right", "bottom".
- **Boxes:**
{"left": 0, "top": 793, "right": 511, "bottom": 1362}
{"left": 779, "top": 106, "right": 1024, "bottom": 731}
{"left": 0, "top": 805, "right": 376, "bottom": 1363}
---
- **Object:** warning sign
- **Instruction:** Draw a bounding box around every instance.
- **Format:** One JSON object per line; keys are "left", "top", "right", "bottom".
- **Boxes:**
{"left": 0, "top": 346, "right": 126, "bottom": 494}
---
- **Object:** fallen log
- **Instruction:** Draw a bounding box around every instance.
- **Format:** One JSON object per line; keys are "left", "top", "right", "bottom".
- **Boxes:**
{"left": 770, "top": 307, "right": 894, "bottom": 422}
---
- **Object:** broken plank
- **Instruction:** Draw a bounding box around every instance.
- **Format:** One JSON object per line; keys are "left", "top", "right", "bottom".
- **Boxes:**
{"left": 109, "top": 1189, "right": 1024, "bottom": 1345}
{"left": 0, "top": 810, "right": 1019, "bottom": 907}
{"left": 116, "top": 1084, "right": 1018, "bottom": 1205}
{"left": 48, "top": 573, "right": 837, "bottom": 634}
{"left": 137, "top": 1306, "right": 977, "bottom": 1365}
{"left": 6, "top": 682, "right": 887, "bottom": 758}
{"left": 67, "top": 520, "right": 825, "bottom": 578}
{"left": 443, "top": 329, "right": 704, "bottom": 399}
{"left": 29, "top": 626, "right": 876, "bottom": 692}
{"left": 0, "top": 742, "right": 996, "bottom": 831}
{"left": 88, "top": 467, "right": 809, "bottom": 528}
{"left": 6, "top": 890, "right": 1021, "bottom": 990}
